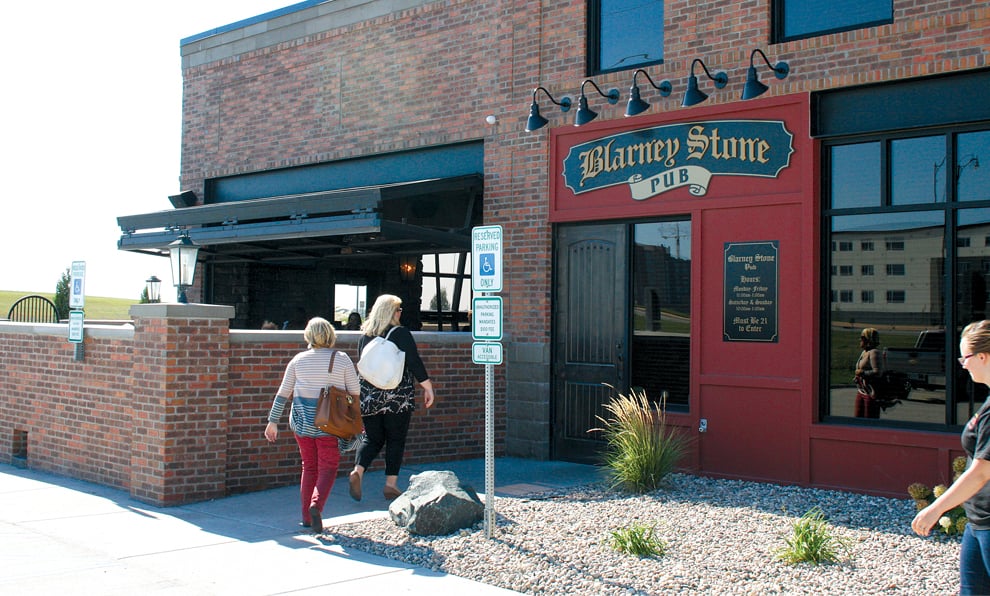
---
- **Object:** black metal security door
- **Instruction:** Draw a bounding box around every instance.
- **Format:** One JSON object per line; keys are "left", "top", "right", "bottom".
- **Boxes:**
{"left": 552, "top": 223, "right": 629, "bottom": 463}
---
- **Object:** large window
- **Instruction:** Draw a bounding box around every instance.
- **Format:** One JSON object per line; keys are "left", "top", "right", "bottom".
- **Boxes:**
{"left": 631, "top": 218, "right": 691, "bottom": 410}
{"left": 774, "top": 0, "right": 891, "bottom": 42}
{"left": 824, "top": 127, "right": 990, "bottom": 428}
{"left": 588, "top": 0, "right": 663, "bottom": 75}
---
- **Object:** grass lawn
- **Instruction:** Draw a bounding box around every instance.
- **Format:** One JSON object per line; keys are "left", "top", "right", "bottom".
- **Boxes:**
{"left": 0, "top": 290, "right": 139, "bottom": 320}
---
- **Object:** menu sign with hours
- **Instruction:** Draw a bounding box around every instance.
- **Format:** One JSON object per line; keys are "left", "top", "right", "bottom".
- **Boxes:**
{"left": 723, "top": 241, "right": 779, "bottom": 343}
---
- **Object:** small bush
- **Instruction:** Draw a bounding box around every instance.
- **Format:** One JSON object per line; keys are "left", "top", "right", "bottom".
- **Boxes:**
{"left": 591, "top": 386, "right": 688, "bottom": 493}
{"left": 908, "top": 456, "right": 968, "bottom": 537}
{"left": 775, "top": 507, "right": 852, "bottom": 565}
{"left": 608, "top": 523, "right": 667, "bottom": 558}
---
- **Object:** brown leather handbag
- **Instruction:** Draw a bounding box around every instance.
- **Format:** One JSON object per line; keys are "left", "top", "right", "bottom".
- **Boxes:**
{"left": 313, "top": 350, "right": 363, "bottom": 440}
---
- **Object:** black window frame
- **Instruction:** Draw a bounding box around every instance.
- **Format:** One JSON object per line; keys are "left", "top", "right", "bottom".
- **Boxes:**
{"left": 821, "top": 122, "right": 990, "bottom": 431}
{"left": 587, "top": 0, "right": 664, "bottom": 76}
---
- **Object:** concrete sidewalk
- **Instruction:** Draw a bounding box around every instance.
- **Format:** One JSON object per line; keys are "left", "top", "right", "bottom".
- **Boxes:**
{"left": 0, "top": 457, "right": 602, "bottom": 595}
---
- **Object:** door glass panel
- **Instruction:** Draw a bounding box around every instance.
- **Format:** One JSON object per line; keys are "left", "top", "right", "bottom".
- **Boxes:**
{"left": 631, "top": 219, "right": 691, "bottom": 410}
{"left": 828, "top": 211, "right": 946, "bottom": 423}
{"left": 957, "top": 131, "right": 990, "bottom": 202}
{"left": 891, "top": 136, "right": 946, "bottom": 204}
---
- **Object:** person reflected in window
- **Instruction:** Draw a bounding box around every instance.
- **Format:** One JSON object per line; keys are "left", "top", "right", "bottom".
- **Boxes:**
{"left": 854, "top": 327, "right": 883, "bottom": 418}
{"left": 345, "top": 312, "right": 362, "bottom": 330}
{"left": 913, "top": 321, "right": 990, "bottom": 595}
{"left": 348, "top": 294, "right": 435, "bottom": 502}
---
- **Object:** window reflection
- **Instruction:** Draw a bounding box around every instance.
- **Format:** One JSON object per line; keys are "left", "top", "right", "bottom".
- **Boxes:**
{"left": 955, "top": 208, "right": 990, "bottom": 420}
{"left": 632, "top": 219, "right": 691, "bottom": 410}
{"left": 829, "top": 211, "right": 947, "bottom": 424}
{"left": 958, "top": 131, "right": 989, "bottom": 202}
{"left": 831, "top": 143, "right": 880, "bottom": 209}
{"left": 595, "top": 0, "right": 664, "bottom": 73}
{"left": 892, "top": 136, "right": 945, "bottom": 204}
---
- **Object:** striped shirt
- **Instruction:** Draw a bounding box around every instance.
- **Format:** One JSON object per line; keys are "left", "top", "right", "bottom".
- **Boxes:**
{"left": 268, "top": 348, "right": 361, "bottom": 438}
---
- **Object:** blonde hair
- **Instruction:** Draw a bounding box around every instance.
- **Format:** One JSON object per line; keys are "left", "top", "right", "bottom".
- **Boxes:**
{"left": 303, "top": 317, "right": 336, "bottom": 348}
{"left": 961, "top": 320, "right": 990, "bottom": 355}
{"left": 362, "top": 294, "right": 401, "bottom": 337}
{"left": 860, "top": 328, "right": 880, "bottom": 350}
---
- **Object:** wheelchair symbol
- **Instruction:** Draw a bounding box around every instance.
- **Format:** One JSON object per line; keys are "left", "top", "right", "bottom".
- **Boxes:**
{"left": 479, "top": 253, "right": 495, "bottom": 276}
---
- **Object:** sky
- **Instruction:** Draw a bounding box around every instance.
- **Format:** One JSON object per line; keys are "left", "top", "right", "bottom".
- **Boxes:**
{"left": 3, "top": 1, "right": 296, "bottom": 301}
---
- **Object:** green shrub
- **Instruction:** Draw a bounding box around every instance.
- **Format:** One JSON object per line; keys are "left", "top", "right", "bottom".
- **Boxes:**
{"left": 775, "top": 506, "right": 852, "bottom": 565}
{"left": 592, "top": 386, "right": 688, "bottom": 493}
{"left": 608, "top": 523, "right": 666, "bottom": 557}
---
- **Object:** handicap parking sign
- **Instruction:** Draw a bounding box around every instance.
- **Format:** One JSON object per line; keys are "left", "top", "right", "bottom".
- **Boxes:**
{"left": 479, "top": 253, "right": 495, "bottom": 276}
{"left": 472, "top": 226, "right": 502, "bottom": 292}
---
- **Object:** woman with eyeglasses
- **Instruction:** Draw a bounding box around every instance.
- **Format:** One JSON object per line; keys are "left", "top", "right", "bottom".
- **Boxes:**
{"left": 912, "top": 320, "right": 990, "bottom": 594}
{"left": 349, "top": 294, "right": 435, "bottom": 502}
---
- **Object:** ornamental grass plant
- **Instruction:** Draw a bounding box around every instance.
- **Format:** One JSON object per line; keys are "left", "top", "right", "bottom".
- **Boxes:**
{"left": 592, "top": 386, "right": 689, "bottom": 493}
{"left": 607, "top": 523, "right": 667, "bottom": 558}
{"left": 775, "top": 506, "right": 852, "bottom": 565}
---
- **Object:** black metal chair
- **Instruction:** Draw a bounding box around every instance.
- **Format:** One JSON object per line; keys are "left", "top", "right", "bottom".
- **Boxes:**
{"left": 7, "top": 294, "right": 60, "bottom": 323}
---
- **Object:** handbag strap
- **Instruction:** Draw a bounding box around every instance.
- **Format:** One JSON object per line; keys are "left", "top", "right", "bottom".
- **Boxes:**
{"left": 325, "top": 349, "right": 338, "bottom": 381}
{"left": 384, "top": 326, "right": 398, "bottom": 341}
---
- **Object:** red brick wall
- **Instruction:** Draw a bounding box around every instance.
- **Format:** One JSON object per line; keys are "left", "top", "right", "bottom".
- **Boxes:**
{"left": 0, "top": 313, "right": 505, "bottom": 505}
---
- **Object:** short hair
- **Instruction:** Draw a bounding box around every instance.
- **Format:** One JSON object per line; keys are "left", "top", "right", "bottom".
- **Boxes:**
{"left": 961, "top": 320, "right": 990, "bottom": 356}
{"left": 303, "top": 317, "right": 336, "bottom": 348}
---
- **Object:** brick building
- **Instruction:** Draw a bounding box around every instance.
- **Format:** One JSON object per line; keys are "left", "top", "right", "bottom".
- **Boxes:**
{"left": 103, "top": 0, "right": 990, "bottom": 497}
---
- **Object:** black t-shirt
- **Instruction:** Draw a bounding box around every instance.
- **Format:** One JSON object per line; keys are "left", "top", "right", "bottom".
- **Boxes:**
{"left": 962, "top": 399, "right": 990, "bottom": 527}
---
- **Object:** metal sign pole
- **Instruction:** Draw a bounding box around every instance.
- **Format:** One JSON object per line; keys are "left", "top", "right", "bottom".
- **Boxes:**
{"left": 484, "top": 360, "right": 495, "bottom": 538}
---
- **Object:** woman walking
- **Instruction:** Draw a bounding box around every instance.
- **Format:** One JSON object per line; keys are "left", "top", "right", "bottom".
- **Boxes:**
{"left": 912, "top": 320, "right": 990, "bottom": 594}
{"left": 349, "top": 294, "right": 435, "bottom": 501}
{"left": 265, "top": 317, "right": 360, "bottom": 534}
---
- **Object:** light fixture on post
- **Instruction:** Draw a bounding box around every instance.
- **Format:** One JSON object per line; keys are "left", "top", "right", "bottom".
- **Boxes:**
{"left": 525, "top": 87, "right": 572, "bottom": 132}
{"left": 398, "top": 255, "right": 418, "bottom": 282}
{"left": 741, "top": 48, "right": 790, "bottom": 100}
{"left": 682, "top": 58, "right": 728, "bottom": 107}
{"left": 145, "top": 275, "right": 161, "bottom": 303}
{"left": 168, "top": 232, "right": 199, "bottom": 304}
{"left": 625, "top": 69, "right": 672, "bottom": 117}
{"left": 574, "top": 79, "right": 620, "bottom": 126}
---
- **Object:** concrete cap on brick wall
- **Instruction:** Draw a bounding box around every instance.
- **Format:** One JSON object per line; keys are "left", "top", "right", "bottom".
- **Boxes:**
{"left": 129, "top": 303, "right": 236, "bottom": 320}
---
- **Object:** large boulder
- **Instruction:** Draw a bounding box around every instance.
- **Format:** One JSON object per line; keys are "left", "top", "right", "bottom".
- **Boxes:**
{"left": 388, "top": 470, "right": 484, "bottom": 536}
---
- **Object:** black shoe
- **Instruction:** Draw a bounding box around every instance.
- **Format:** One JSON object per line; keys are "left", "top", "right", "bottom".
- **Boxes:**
{"left": 299, "top": 521, "right": 311, "bottom": 528}
{"left": 309, "top": 506, "right": 323, "bottom": 534}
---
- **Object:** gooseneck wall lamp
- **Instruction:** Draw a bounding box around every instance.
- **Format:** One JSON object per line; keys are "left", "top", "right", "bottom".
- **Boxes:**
{"left": 574, "top": 79, "right": 620, "bottom": 126}
{"left": 525, "top": 87, "right": 573, "bottom": 132}
{"left": 682, "top": 58, "right": 728, "bottom": 107}
{"left": 168, "top": 232, "right": 200, "bottom": 304}
{"left": 625, "top": 69, "right": 672, "bottom": 117}
{"left": 741, "top": 48, "right": 790, "bottom": 100}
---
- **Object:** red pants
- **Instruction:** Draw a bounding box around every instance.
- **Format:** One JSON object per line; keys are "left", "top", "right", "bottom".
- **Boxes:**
{"left": 855, "top": 391, "right": 880, "bottom": 418}
{"left": 295, "top": 434, "right": 340, "bottom": 523}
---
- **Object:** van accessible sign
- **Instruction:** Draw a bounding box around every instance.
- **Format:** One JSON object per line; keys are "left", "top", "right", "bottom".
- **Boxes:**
{"left": 562, "top": 120, "right": 793, "bottom": 200}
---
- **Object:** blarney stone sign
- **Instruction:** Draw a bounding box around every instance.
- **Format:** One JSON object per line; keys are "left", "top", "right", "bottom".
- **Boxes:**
{"left": 562, "top": 120, "right": 794, "bottom": 200}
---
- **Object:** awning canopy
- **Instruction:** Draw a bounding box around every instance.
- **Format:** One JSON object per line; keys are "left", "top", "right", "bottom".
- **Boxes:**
{"left": 117, "top": 175, "right": 482, "bottom": 265}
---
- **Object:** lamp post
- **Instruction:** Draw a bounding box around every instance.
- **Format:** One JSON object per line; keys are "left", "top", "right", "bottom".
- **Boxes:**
{"left": 168, "top": 233, "right": 200, "bottom": 304}
{"left": 145, "top": 275, "right": 161, "bottom": 303}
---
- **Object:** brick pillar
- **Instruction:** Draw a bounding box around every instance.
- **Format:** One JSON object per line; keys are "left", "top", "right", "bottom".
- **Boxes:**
{"left": 129, "top": 303, "right": 236, "bottom": 506}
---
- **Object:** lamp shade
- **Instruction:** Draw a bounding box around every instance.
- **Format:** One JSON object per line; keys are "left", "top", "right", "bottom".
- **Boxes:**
{"left": 574, "top": 94, "right": 598, "bottom": 126}
{"left": 625, "top": 85, "right": 650, "bottom": 117}
{"left": 168, "top": 234, "right": 199, "bottom": 303}
{"left": 741, "top": 66, "right": 770, "bottom": 100}
{"left": 525, "top": 101, "right": 549, "bottom": 132}
{"left": 682, "top": 75, "right": 708, "bottom": 107}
